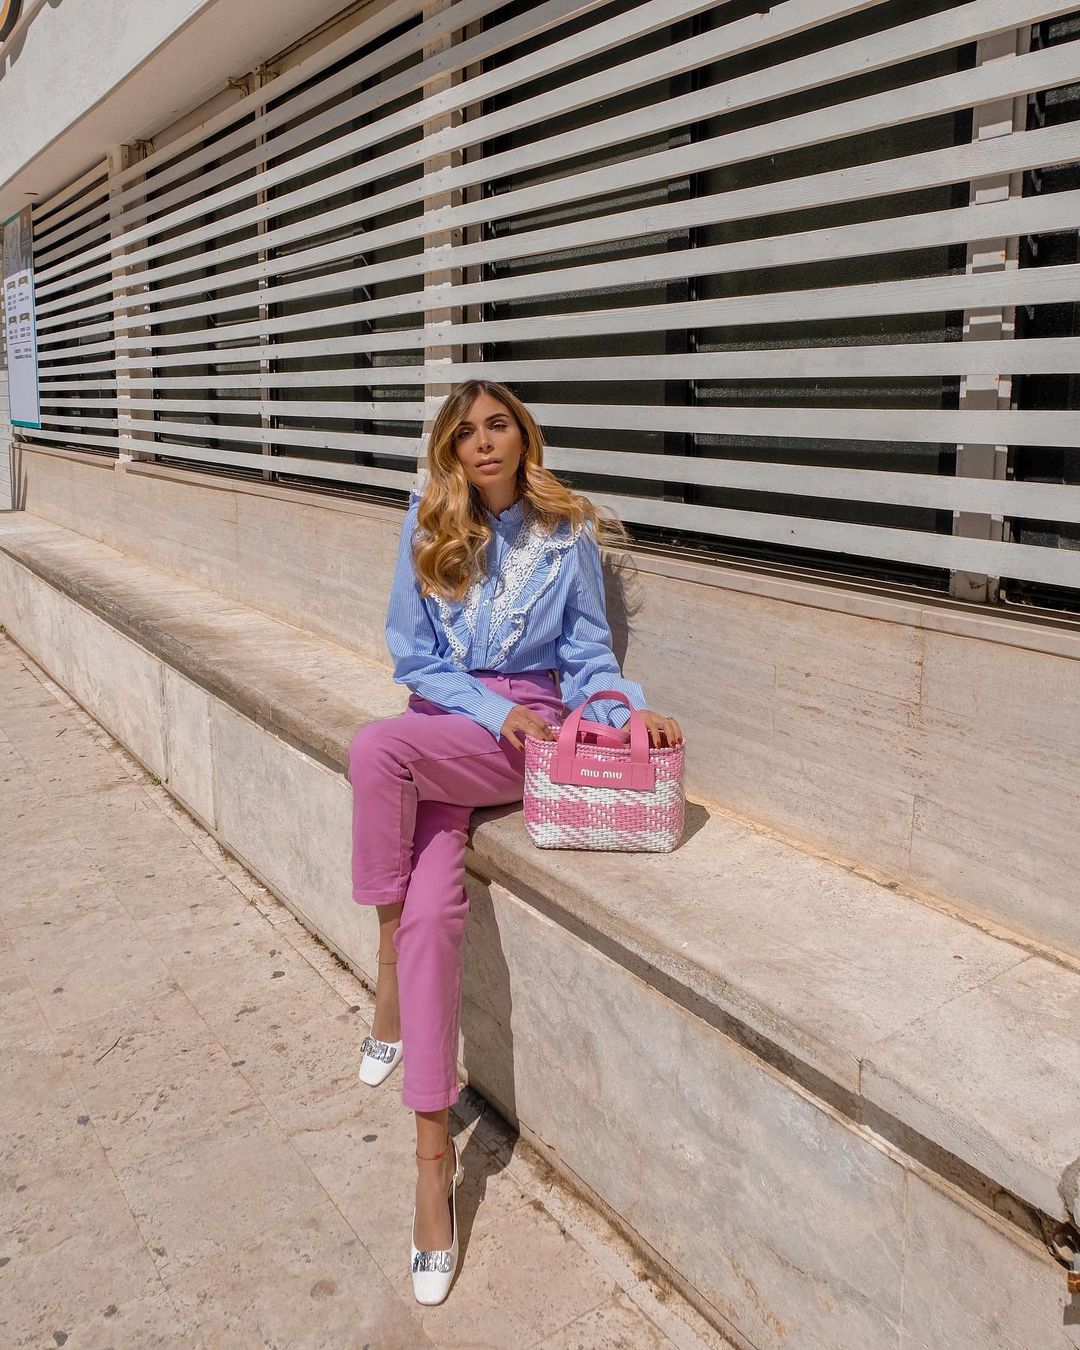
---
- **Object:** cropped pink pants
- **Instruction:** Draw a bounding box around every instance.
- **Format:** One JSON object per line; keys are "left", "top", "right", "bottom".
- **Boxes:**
{"left": 347, "top": 668, "right": 566, "bottom": 1111}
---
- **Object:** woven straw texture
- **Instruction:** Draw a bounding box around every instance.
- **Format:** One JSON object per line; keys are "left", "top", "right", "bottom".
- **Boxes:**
{"left": 522, "top": 723, "right": 685, "bottom": 852}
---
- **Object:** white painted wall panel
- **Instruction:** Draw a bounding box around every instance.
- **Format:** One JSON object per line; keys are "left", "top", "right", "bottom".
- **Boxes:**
{"left": 0, "top": 0, "right": 384, "bottom": 219}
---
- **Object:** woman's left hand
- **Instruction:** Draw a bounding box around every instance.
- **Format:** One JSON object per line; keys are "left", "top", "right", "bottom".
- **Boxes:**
{"left": 636, "top": 710, "right": 684, "bottom": 749}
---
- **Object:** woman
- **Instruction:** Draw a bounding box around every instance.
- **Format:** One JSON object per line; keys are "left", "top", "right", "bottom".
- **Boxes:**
{"left": 346, "top": 379, "right": 683, "bottom": 1304}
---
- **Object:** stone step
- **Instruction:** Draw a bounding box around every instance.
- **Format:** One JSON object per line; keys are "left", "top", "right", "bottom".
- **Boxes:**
{"left": 2, "top": 509, "right": 1078, "bottom": 1349}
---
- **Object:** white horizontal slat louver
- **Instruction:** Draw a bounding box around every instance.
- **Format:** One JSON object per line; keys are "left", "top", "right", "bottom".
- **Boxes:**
{"left": 14, "top": 0, "right": 1080, "bottom": 605}
{"left": 31, "top": 162, "right": 118, "bottom": 456}
{"left": 469, "top": 0, "right": 1080, "bottom": 598}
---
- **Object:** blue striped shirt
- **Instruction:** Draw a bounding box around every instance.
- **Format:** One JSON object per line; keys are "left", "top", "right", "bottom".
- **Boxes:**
{"left": 385, "top": 489, "right": 649, "bottom": 742}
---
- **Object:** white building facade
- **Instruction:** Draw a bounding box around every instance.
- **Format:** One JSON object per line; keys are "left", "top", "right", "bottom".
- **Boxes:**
{"left": 2, "top": 3, "right": 1080, "bottom": 1345}
{"left": 3, "top": 0, "right": 1079, "bottom": 615}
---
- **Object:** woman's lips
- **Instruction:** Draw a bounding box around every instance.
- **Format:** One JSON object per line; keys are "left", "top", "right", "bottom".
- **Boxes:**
{"left": 477, "top": 461, "right": 501, "bottom": 469}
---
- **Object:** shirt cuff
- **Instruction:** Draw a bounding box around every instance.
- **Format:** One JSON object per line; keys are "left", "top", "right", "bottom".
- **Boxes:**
{"left": 581, "top": 695, "right": 642, "bottom": 727}
{"left": 473, "top": 691, "right": 520, "bottom": 743}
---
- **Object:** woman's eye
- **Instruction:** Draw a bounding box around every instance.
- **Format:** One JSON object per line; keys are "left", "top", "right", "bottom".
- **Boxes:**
{"left": 458, "top": 422, "right": 507, "bottom": 437}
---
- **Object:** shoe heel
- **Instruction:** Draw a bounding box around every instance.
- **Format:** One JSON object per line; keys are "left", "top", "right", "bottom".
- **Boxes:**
{"left": 453, "top": 1137, "right": 464, "bottom": 1189}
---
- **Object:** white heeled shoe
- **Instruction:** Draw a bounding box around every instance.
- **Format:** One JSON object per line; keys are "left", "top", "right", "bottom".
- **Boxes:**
{"left": 358, "top": 1033, "right": 403, "bottom": 1085}
{"left": 410, "top": 1133, "right": 464, "bottom": 1305}
{"left": 359, "top": 952, "right": 402, "bottom": 1086}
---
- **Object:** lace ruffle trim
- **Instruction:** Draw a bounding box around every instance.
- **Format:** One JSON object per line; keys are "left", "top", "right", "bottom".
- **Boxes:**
{"left": 434, "top": 510, "right": 579, "bottom": 670}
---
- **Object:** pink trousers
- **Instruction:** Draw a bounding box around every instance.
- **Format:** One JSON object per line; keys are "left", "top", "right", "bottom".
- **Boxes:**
{"left": 347, "top": 668, "right": 566, "bottom": 1111}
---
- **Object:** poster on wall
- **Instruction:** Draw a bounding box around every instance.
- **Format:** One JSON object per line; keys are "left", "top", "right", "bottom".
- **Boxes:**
{"left": 3, "top": 205, "right": 40, "bottom": 430}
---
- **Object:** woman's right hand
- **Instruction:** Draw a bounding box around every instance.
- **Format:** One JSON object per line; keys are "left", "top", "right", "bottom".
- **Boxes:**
{"left": 499, "top": 703, "right": 558, "bottom": 751}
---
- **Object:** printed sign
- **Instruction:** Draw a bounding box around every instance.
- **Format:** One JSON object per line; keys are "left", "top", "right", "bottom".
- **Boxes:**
{"left": 3, "top": 206, "right": 40, "bottom": 429}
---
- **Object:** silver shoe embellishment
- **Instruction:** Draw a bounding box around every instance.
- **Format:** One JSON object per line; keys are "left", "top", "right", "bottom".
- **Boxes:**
{"left": 360, "top": 1035, "right": 399, "bottom": 1063}
{"left": 412, "top": 1248, "right": 452, "bottom": 1273}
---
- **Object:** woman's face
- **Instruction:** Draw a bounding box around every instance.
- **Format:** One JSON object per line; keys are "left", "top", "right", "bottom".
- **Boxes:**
{"left": 452, "top": 393, "right": 525, "bottom": 504}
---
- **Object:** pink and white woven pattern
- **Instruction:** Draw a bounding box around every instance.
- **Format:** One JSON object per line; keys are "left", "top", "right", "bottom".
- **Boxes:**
{"left": 522, "top": 691, "right": 685, "bottom": 852}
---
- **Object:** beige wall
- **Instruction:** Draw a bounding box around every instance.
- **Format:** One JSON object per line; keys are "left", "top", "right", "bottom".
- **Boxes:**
{"left": 15, "top": 443, "right": 1080, "bottom": 960}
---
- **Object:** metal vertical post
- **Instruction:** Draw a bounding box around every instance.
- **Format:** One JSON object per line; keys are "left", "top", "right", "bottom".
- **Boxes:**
{"left": 109, "top": 143, "right": 151, "bottom": 464}
{"left": 459, "top": 11, "right": 488, "bottom": 398}
{"left": 952, "top": 27, "right": 1030, "bottom": 602}
{"left": 419, "top": 0, "right": 465, "bottom": 496}
{"left": 252, "top": 65, "right": 277, "bottom": 483}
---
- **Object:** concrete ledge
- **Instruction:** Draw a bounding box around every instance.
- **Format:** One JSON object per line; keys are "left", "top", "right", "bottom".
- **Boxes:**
{"left": 2, "top": 510, "right": 1078, "bottom": 1347}
{"left": 16, "top": 443, "right": 1080, "bottom": 961}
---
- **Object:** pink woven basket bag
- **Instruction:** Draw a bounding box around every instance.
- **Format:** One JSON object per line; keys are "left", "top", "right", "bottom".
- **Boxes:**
{"left": 522, "top": 690, "right": 685, "bottom": 852}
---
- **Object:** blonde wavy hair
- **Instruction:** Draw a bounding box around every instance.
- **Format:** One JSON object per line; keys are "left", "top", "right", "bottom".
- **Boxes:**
{"left": 411, "top": 380, "right": 632, "bottom": 603}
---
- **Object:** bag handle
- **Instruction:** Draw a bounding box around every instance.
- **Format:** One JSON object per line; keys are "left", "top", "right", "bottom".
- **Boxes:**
{"left": 552, "top": 690, "right": 655, "bottom": 790}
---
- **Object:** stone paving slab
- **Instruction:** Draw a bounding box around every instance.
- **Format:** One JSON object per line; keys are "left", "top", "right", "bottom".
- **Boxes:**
{"left": 0, "top": 634, "right": 729, "bottom": 1350}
